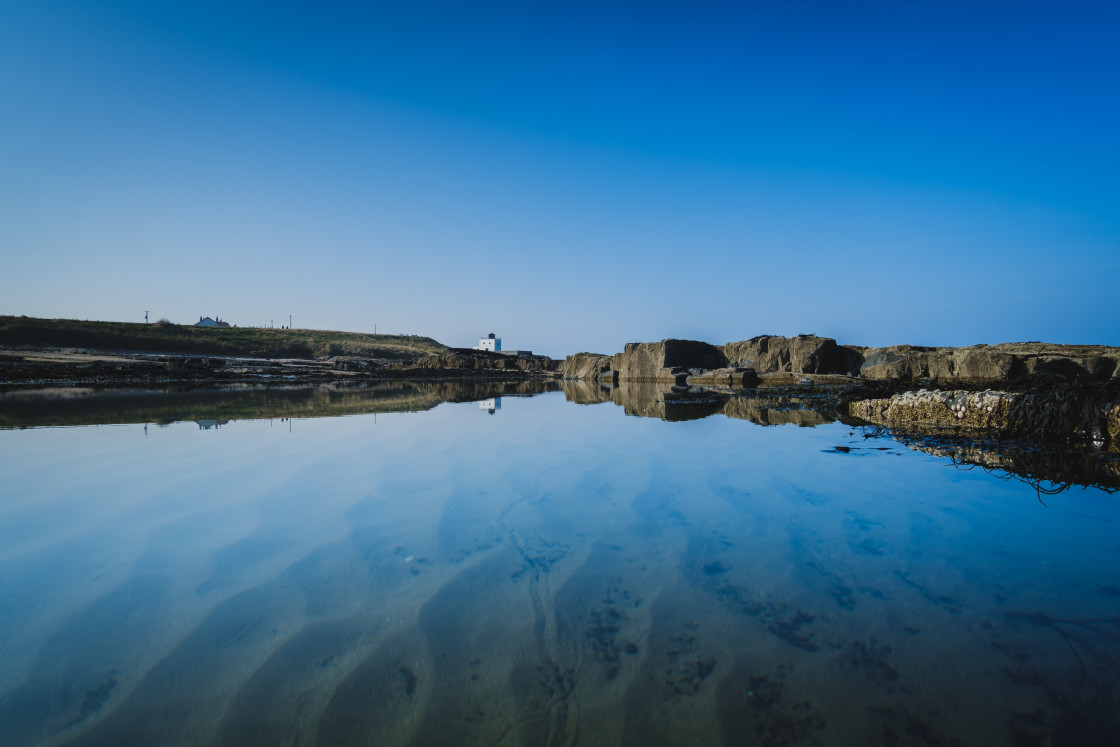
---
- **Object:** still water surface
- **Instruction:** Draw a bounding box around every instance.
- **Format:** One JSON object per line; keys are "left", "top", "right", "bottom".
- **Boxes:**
{"left": 1, "top": 385, "right": 1118, "bottom": 745}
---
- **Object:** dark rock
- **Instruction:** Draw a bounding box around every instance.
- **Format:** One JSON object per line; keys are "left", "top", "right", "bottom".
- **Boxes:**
{"left": 560, "top": 352, "right": 612, "bottom": 380}
{"left": 722, "top": 335, "right": 845, "bottom": 374}
{"left": 611, "top": 340, "right": 728, "bottom": 382}
{"left": 329, "top": 357, "right": 382, "bottom": 372}
{"left": 686, "top": 367, "right": 760, "bottom": 387}
{"left": 859, "top": 343, "right": 1120, "bottom": 384}
{"left": 399, "top": 350, "right": 559, "bottom": 374}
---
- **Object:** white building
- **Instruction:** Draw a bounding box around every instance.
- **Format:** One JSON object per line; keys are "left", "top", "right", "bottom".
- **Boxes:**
{"left": 474, "top": 332, "right": 501, "bottom": 352}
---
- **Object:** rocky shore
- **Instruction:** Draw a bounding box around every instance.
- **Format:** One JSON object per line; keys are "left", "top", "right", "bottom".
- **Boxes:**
{"left": 561, "top": 335, "right": 1120, "bottom": 451}
{"left": 0, "top": 346, "right": 561, "bottom": 388}
{"left": 5, "top": 332, "right": 1120, "bottom": 452}
{"left": 560, "top": 335, "right": 1120, "bottom": 385}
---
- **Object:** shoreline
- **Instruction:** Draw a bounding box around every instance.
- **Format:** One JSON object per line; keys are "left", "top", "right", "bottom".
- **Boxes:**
{"left": 3, "top": 336, "right": 1119, "bottom": 457}
{"left": 2, "top": 366, "right": 1116, "bottom": 491}
{"left": 0, "top": 346, "right": 561, "bottom": 389}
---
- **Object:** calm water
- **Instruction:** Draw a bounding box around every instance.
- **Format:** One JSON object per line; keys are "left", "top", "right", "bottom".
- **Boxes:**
{"left": 1, "top": 385, "right": 1118, "bottom": 746}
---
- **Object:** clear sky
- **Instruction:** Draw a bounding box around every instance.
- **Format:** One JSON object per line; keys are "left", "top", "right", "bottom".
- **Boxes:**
{"left": 2, "top": 1, "right": 1117, "bottom": 357}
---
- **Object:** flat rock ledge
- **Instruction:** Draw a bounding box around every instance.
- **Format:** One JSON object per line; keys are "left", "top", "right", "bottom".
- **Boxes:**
{"left": 847, "top": 389, "right": 1120, "bottom": 450}
{"left": 847, "top": 390, "right": 1018, "bottom": 431}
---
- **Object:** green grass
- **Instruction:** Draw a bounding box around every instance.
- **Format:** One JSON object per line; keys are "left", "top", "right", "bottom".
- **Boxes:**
{"left": 0, "top": 316, "right": 449, "bottom": 360}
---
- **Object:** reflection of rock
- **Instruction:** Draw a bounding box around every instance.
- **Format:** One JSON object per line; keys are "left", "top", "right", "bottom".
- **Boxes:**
{"left": 433, "top": 379, "right": 560, "bottom": 402}
{"left": 723, "top": 335, "right": 850, "bottom": 375}
{"left": 560, "top": 379, "right": 613, "bottom": 405}
{"left": 720, "top": 397, "right": 834, "bottom": 427}
{"left": 604, "top": 383, "right": 838, "bottom": 426}
{"left": 0, "top": 380, "right": 561, "bottom": 428}
{"left": 887, "top": 434, "right": 1120, "bottom": 491}
{"left": 611, "top": 340, "right": 728, "bottom": 383}
{"left": 559, "top": 352, "right": 612, "bottom": 380}
{"left": 610, "top": 383, "right": 726, "bottom": 422}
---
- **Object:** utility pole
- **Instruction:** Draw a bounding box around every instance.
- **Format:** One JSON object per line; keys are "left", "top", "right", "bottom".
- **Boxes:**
{"left": 374, "top": 324, "right": 377, "bottom": 335}
{"left": 289, "top": 314, "right": 292, "bottom": 330}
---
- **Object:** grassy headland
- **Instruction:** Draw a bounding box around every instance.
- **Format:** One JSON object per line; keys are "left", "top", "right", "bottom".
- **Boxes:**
{"left": 0, "top": 316, "right": 448, "bottom": 360}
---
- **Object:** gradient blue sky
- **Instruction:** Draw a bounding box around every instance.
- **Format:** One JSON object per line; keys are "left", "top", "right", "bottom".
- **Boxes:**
{"left": 2, "top": 1, "right": 1117, "bottom": 357}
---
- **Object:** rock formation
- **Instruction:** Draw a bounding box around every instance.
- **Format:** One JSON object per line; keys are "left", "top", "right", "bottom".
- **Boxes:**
{"left": 847, "top": 386, "right": 1120, "bottom": 451}
{"left": 847, "top": 390, "right": 1017, "bottom": 432}
{"left": 857, "top": 343, "right": 1120, "bottom": 384}
{"left": 562, "top": 336, "right": 1120, "bottom": 388}
{"left": 559, "top": 352, "right": 612, "bottom": 381}
{"left": 394, "top": 350, "right": 559, "bottom": 374}
{"left": 609, "top": 340, "right": 728, "bottom": 383}
{"left": 722, "top": 335, "right": 851, "bottom": 375}
{"left": 686, "top": 367, "right": 760, "bottom": 387}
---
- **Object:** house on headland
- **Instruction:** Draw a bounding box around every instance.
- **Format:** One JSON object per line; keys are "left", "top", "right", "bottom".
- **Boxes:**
{"left": 196, "top": 316, "right": 231, "bottom": 328}
{"left": 474, "top": 333, "right": 501, "bottom": 352}
{"left": 472, "top": 332, "right": 533, "bottom": 357}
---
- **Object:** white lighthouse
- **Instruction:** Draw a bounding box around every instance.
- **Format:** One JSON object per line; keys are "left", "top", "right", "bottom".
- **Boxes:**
{"left": 474, "top": 332, "right": 501, "bottom": 352}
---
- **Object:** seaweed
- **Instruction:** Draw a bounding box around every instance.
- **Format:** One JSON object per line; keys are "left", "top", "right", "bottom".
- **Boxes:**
{"left": 1001, "top": 611, "right": 1120, "bottom": 743}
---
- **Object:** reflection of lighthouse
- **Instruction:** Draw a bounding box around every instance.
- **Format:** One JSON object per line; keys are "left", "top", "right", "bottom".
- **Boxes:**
{"left": 479, "top": 398, "right": 501, "bottom": 415}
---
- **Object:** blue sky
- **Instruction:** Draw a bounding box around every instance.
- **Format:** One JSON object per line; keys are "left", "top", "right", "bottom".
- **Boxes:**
{"left": 2, "top": 1, "right": 1117, "bottom": 357}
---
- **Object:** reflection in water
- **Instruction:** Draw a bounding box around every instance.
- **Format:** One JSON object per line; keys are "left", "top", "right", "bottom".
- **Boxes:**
{"left": 0, "top": 381, "right": 557, "bottom": 429}
{"left": 561, "top": 380, "right": 838, "bottom": 427}
{"left": 565, "top": 381, "right": 1120, "bottom": 491}
{"left": 0, "top": 386, "right": 1118, "bottom": 745}
{"left": 874, "top": 429, "right": 1120, "bottom": 497}
{"left": 4, "top": 380, "right": 1114, "bottom": 491}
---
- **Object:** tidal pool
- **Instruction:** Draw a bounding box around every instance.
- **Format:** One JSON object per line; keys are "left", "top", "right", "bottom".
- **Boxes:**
{"left": 0, "top": 384, "right": 1117, "bottom": 745}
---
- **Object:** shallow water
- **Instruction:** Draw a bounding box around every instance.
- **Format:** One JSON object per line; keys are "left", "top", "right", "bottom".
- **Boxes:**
{"left": 0, "top": 385, "right": 1118, "bottom": 745}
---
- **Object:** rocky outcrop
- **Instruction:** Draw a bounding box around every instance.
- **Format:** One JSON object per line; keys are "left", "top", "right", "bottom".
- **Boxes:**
{"left": 395, "top": 350, "right": 559, "bottom": 374}
{"left": 329, "top": 356, "right": 384, "bottom": 372}
{"left": 847, "top": 386, "right": 1120, "bottom": 451}
{"left": 686, "top": 367, "right": 760, "bottom": 387}
{"left": 560, "top": 352, "right": 612, "bottom": 380}
{"left": 848, "top": 390, "right": 1018, "bottom": 432}
{"left": 611, "top": 340, "right": 728, "bottom": 383}
{"left": 577, "top": 337, "right": 1119, "bottom": 390}
{"left": 722, "top": 335, "right": 848, "bottom": 374}
{"left": 858, "top": 343, "right": 1120, "bottom": 384}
